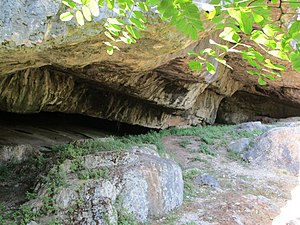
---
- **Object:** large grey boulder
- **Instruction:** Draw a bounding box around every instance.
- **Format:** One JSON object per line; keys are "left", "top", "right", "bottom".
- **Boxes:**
{"left": 244, "top": 126, "right": 300, "bottom": 176}
{"left": 29, "top": 145, "right": 183, "bottom": 224}
{"left": 228, "top": 138, "right": 250, "bottom": 154}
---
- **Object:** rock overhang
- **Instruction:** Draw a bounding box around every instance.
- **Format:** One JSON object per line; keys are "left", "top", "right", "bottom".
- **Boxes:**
{"left": 1, "top": 1, "right": 300, "bottom": 128}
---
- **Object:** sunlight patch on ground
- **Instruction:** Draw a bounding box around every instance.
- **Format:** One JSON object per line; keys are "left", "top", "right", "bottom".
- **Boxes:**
{"left": 273, "top": 181, "right": 300, "bottom": 225}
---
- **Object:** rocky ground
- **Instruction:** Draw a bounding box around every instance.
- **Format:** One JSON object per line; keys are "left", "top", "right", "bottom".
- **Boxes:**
{"left": 152, "top": 121, "right": 300, "bottom": 225}
{"left": 0, "top": 120, "right": 299, "bottom": 225}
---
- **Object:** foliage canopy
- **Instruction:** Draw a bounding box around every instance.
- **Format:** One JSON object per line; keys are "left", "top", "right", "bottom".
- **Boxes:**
{"left": 60, "top": 0, "right": 300, "bottom": 85}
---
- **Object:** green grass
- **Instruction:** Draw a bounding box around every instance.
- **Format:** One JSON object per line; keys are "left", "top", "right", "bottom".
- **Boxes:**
{"left": 199, "top": 143, "right": 216, "bottom": 157}
{"left": 189, "top": 156, "right": 208, "bottom": 163}
{"left": 0, "top": 124, "right": 266, "bottom": 224}
{"left": 78, "top": 168, "right": 109, "bottom": 180}
{"left": 182, "top": 168, "right": 202, "bottom": 199}
{"left": 178, "top": 139, "right": 193, "bottom": 148}
{"left": 227, "top": 150, "right": 244, "bottom": 161}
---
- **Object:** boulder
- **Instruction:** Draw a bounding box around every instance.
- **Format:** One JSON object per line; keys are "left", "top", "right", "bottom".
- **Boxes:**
{"left": 193, "top": 174, "right": 221, "bottom": 189}
{"left": 228, "top": 138, "right": 250, "bottom": 154}
{"left": 235, "top": 121, "right": 268, "bottom": 131}
{"left": 243, "top": 126, "right": 300, "bottom": 176}
{"left": 29, "top": 145, "right": 183, "bottom": 224}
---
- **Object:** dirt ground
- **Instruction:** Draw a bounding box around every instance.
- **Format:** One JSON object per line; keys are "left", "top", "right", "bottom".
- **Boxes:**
{"left": 151, "top": 136, "right": 299, "bottom": 225}
{"left": 1, "top": 128, "right": 299, "bottom": 225}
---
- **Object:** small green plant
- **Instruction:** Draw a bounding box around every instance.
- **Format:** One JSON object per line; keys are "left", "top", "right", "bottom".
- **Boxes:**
{"left": 117, "top": 210, "right": 138, "bottom": 225}
{"left": 227, "top": 150, "right": 244, "bottom": 161}
{"left": 70, "top": 158, "right": 85, "bottom": 172}
{"left": 78, "top": 168, "right": 109, "bottom": 180}
{"left": 184, "top": 222, "right": 197, "bottom": 225}
{"left": 11, "top": 205, "right": 39, "bottom": 225}
{"left": 199, "top": 143, "right": 216, "bottom": 157}
{"left": 178, "top": 139, "right": 192, "bottom": 148}
{"left": 183, "top": 168, "right": 202, "bottom": 199}
{"left": 25, "top": 191, "right": 37, "bottom": 201}
{"left": 189, "top": 156, "right": 207, "bottom": 163}
{"left": 48, "top": 218, "right": 63, "bottom": 225}
{"left": 33, "top": 154, "right": 46, "bottom": 170}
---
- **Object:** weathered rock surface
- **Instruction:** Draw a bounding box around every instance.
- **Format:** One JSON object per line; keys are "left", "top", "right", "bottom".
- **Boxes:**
{"left": 193, "top": 174, "right": 221, "bottom": 189}
{"left": 1, "top": 1, "right": 300, "bottom": 128}
{"left": 244, "top": 125, "right": 300, "bottom": 176}
{"left": 227, "top": 138, "right": 250, "bottom": 154}
{"left": 29, "top": 145, "right": 183, "bottom": 224}
{"left": 0, "top": 144, "right": 38, "bottom": 164}
{"left": 217, "top": 91, "right": 300, "bottom": 124}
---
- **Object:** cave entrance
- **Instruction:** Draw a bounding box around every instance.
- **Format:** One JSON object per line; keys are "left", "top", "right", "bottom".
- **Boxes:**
{"left": 0, "top": 111, "right": 151, "bottom": 148}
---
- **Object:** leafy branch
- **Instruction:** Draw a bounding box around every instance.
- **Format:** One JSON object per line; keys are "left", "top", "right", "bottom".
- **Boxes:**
{"left": 59, "top": 0, "right": 300, "bottom": 85}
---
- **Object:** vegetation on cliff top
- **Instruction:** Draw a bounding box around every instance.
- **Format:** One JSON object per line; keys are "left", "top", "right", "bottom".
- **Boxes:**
{"left": 60, "top": 0, "right": 300, "bottom": 85}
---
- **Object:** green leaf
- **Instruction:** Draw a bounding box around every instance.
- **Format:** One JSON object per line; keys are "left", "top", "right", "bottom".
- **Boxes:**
{"left": 188, "top": 61, "right": 203, "bottom": 71}
{"left": 265, "top": 74, "right": 276, "bottom": 80}
{"left": 81, "top": 0, "right": 90, "bottom": 5}
{"left": 98, "top": 0, "right": 105, "bottom": 7}
{"left": 103, "top": 41, "right": 113, "bottom": 47}
{"left": 88, "top": 0, "right": 99, "bottom": 17}
{"left": 105, "top": 23, "right": 121, "bottom": 32}
{"left": 251, "top": 30, "right": 276, "bottom": 49}
{"left": 122, "top": 30, "right": 135, "bottom": 40}
{"left": 62, "top": 0, "right": 77, "bottom": 9}
{"left": 138, "top": 2, "right": 149, "bottom": 11}
{"left": 287, "top": 0, "right": 300, "bottom": 8}
{"left": 205, "top": 62, "right": 216, "bottom": 75}
{"left": 220, "top": 27, "right": 240, "bottom": 43}
{"left": 252, "top": 12, "right": 263, "bottom": 23}
{"left": 73, "top": 0, "right": 83, "bottom": 4}
{"left": 242, "top": 51, "right": 261, "bottom": 69}
{"left": 187, "top": 51, "right": 200, "bottom": 57}
{"left": 258, "top": 77, "right": 267, "bottom": 85}
{"left": 125, "top": 25, "right": 140, "bottom": 39}
{"left": 130, "top": 18, "right": 145, "bottom": 30}
{"left": 290, "top": 51, "right": 300, "bottom": 72}
{"left": 289, "top": 21, "right": 300, "bottom": 38}
{"left": 211, "top": 15, "right": 223, "bottom": 23}
{"left": 107, "top": 0, "right": 115, "bottom": 9}
{"left": 200, "top": 48, "right": 217, "bottom": 56}
{"left": 264, "top": 59, "right": 286, "bottom": 71}
{"left": 189, "top": 27, "right": 198, "bottom": 40}
{"left": 146, "top": 0, "right": 160, "bottom": 6}
{"left": 133, "top": 10, "right": 147, "bottom": 23}
{"left": 82, "top": 5, "right": 92, "bottom": 21}
{"left": 104, "top": 31, "right": 116, "bottom": 41}
{"left": 76, "top": 10, "right": 84, "bottom": 25}
{"left": 107, "top": 47, "right": 114, "bottom": 55}
{"left": 209, "top": 39, "right": 228, "bottom": 52}
{"left": 107, "top": 18, "right": 125, "bottom": 25}
{"left": 268, "top": 50, "right": 289, "bottom": 61}
{"left": 240, "top": 11, "right": 253, "bottom": 34}
{"left": 60, "top": 12, "right": 74, "bottom": 21}
{"left": 263, "top": 24, "right": 280, "bottom": 37}
{"left": 215, "top": 57, "right": 233, "bottom": 70}
{"left": 228, "top": 9, "right": 253, "bottom": 34}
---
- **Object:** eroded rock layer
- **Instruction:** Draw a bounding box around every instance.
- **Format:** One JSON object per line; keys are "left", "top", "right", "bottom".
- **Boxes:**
{"left": 217, "top": 91, "right": 300, "bottom": 124}
{"left": 1, "top": 1, "right": 300, "bottom": 128}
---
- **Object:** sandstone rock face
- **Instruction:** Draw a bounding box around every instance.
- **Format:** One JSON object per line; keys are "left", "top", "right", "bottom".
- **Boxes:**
{"left": 30, "top": 145, "right": 183, "bottom": 224}
{"left": 1, "top": 1, "right": 300, "bottom": 128}
{"left": 244, "top": 125, "right": 300, "bottom": 176}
